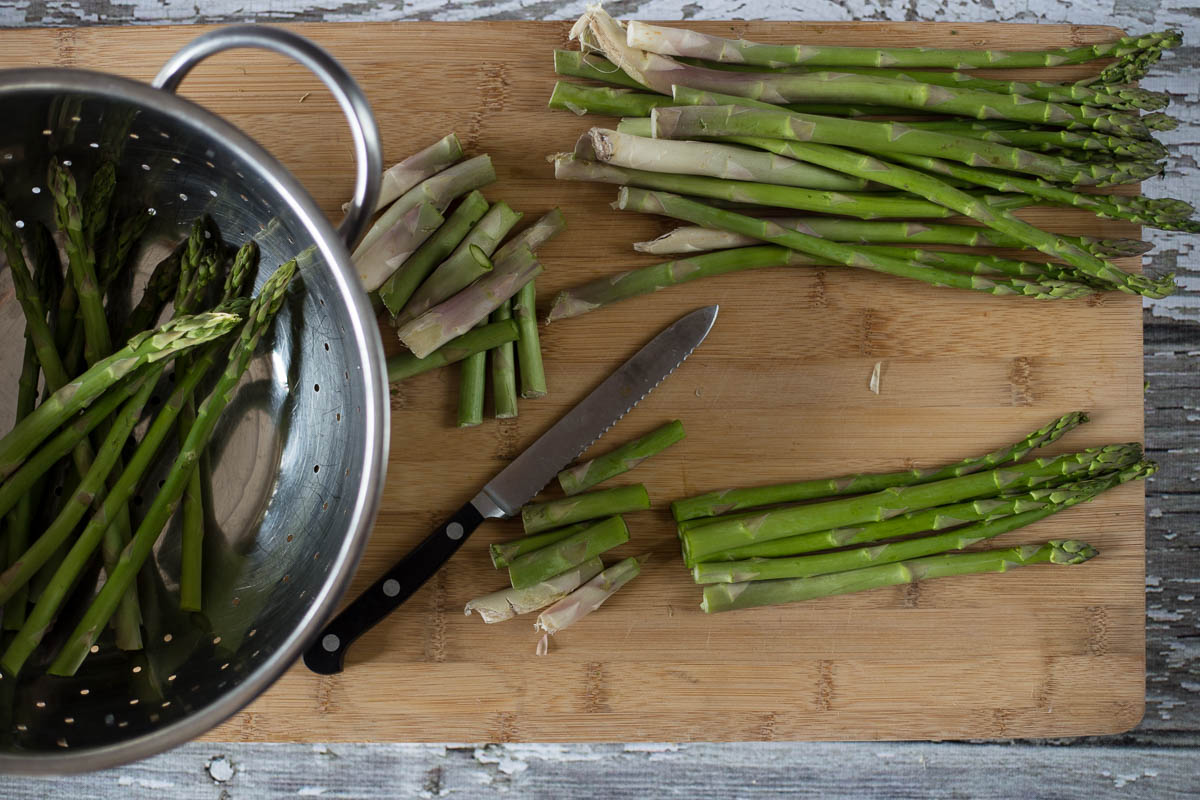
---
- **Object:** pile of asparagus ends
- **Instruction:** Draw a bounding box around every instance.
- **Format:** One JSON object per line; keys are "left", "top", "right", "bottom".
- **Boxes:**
{"left": 544, "top": 7, "right": 1190, "bottom": 320}
{"left": 670, "top": 412, "right": 1153, "bottom": 613}
{"left": 464, "top": 420, "right": 685, "bottom": 650}
{"left": 0, "top": 159, "right": 297, "bottom": 677}
{"left": 360, "top": 134, "right": 558, "bottom": 425}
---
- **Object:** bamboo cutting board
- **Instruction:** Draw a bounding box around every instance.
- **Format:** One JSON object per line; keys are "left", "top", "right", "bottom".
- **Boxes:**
{"left": 0, "top": 20, "right": 1146, "bottom": 741}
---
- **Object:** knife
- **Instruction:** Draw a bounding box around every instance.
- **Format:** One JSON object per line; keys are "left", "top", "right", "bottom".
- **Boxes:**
{"left": 303, "top": 305, "right": 718, "bottom": 674}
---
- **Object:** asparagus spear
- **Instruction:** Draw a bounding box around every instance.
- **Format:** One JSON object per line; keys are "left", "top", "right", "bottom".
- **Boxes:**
{"left": 396, "top": 246, "right": 542, "bottom": 359}
{"left": 624, "top": 19, "right": 1179, "bottom": 71}
{"left": 550, "top": 80, "right": 670, "bottom": 117}
{"left": 491, "top": 208, "right": 568, "bottom": 264}
{"left": 490, "top": 521, "right": 596, "bottom": 569}
{"left": 396, "top": 203, "right": 522, "bottom": 325}
{"left": 354, "top": 201, "right": 444, "bottom": 292}
{"left": 535, "top": 555, "right": 644, "bottom": 634}
{"left": 674, "top": 411, "right": 1085, "bottom": 521}
{"left": 388, "top": 319, "right": 519, "bottom": 382}
{"left": 48, "top": 260, "right": 297, "bottom": 676}
{"left": 4, "top": 342, "right": 40, "bottom": 630}
{"left": 617, "top": 188, "right": 1094, "bottom": 301}
{"left": 555, "top": 155, "right": 1000, "bottom": 221}
{"left": 0, "top": 310, "right": 241, "bottom": 479}
{"left": 589, "top": 127, "right": 872, "bottom": 191}
{"left": 466, "top": 557, "right": 605, "bottom": 623}
{"left": 902, "top": 120, "right": 1169, "bottom": 160}
{"left": 509, "top": 515, "right": 629, "bottom": 589}
{"left": 491, "top": 299, "right": 519, "bottom": 419}
{"left": 456, "top": 321, "right": 488, "bottom": 428}
{"left": 522, "top": 484, "right": 651, "bottom": 534}
{"left": 554, "top": 49, "right": 647, "bottom": 89}
{"left": 360, "top": 133, "right": 464, "bottom": 213}
{"left": 354, "top": 154, "right": 495, "bottom": 260}
{"left": 559, "top": 420, "right": 685, "bottom": 495}
{"left": 693, "top": 462, "right": 1152, "bottom": 583}
{"left": 512, "top": 279, "right": 547, "bottom": 398}
{"left": 378, "top": 190, "right": 490, "bottom": 316}
{"left": 701, "top": 540, "right": 1098, "bottom": 613}
{"left": 123, "top": 241, "right": 185, "bottom": 338}
{"left": 681, "top": 443, "right": 1139, "bottom": 563}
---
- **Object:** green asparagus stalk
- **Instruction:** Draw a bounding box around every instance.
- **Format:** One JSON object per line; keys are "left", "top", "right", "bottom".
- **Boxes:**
{"left": 3, "top": 340, "right": 40, "bottom": 630}
{"left": 491, "top": 208, "right": 568, "bottom": 264}
{"left": 396, "top": 246, "right": 542, "bottom": 359}
{"left": 550, "top": 80, "right": 670, "bottom": 117}
{"left": 490, "top": 521, "right": 596, "bottom": 569}
{"left": 378, "top": 190, "right": 490, "bottom": 316}
{"left": 354, "top": 154, "right": 496, "bottom": 260}
{"left": 681, "top": 443, "right": 1139, "bottom": 563}
{"left": 535, "top": 554, "right": 645, "bottom": 634}
{"left": 98, "top": 210, "right": 153, "bottom": 298}
{"left": 674, "top": 411, "right": 1085, "bottom": 521}
{"left": 522, "top": 484, "right": 651, "bottom": 535}
{"left": 466, "top": 557, "right": 604, "bottom": 623}
{"left": 123, "top": 241, "right": 185, "bottom": 339}
{"left": 512, "top": 279, "right": 547, "bottom": 399}
{"left": 624, "top": 19, "right": 1179, "bottom": 71}
{"left": 509, "top": 515, "right": 629, "bottom": 589}
{"left": 701, "top": 539, "right": 1098, "bottom": 613}
{"left": 491, "top": 298, "right": 519, "bottom": 419}
{"left": 456, "top": 321, "right": 488, "bottom": 428}
{"left": 81, "top": 160, "right": 116, "bottom": 249}
{"left": 366, "top": 132, "right": 464, "bottom": 213}
{"left": 0, "top": 310, "right": 241, "bottom": 479}
{"left": 354, "top": 201, "right": 445, "bottom": 293}
{"left": 388, "top": 319, "right": 519, "bottom": 382}
{"left": 617, "top": 188, "right": 1094, "bottom": 301}
{"left": 48, "top": 260, "right": 297, "bottom": 676}
{"left": 559, "top": 420, "right": 685, "bottom": 495}
{"left": 554, "top": 49, "right": 648, "bottom": 89}
{"left": 860, "top": 245, "right": 1091, "bottom": 287}
{"left": 902, "top": 119, "right": 1168, "bottom": 160}
{"left": 396, "top": 203, "right": 522, "bottom": 325}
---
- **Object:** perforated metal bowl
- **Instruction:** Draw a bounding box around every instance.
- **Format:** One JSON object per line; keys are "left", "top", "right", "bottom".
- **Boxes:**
{"left": 0, "top": 26, "right": 387, "bottom": 772}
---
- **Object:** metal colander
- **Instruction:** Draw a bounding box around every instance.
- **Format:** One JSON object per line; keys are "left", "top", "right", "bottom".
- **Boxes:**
{"left": 0, "top": 26, "right": 387, "bottom": 773}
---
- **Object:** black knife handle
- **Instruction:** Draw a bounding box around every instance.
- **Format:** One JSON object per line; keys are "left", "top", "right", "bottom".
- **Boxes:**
{"left": 303, "top": 502, "right": 486, "bottom": 674}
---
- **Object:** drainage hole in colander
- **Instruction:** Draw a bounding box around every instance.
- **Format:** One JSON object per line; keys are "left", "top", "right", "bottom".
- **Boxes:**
{"left": 64, "top": 717, "right": 74, "bottom": 725}
{"left": 213, "top": 636, "right": 221, "bottom": 645}
{"left": 62, "top": 159, "right": 72, "bottom": 166}
{"left": 88, "top": 142, "right": 99, "bottom": 149}
{"left": 3, "top": 153, "right": 12, "bottom": 160}
{"left": 140, "top": 163, "right": 150, "bottom": 172}
{"left": 118, "top": 721, "right": 128, "bottom": 728}
{"left": 313, "top": 465, "right": 320, "bottom": 473}
{"left": 248, "top": 629, "right": 256, "bottom": 638}
{"left": 34, "top": 701, "right": 45, "bottom": 709}
{"left": 163, "top": 633, "right": 172, "bottom": 643}
{"left": 179, "top": 193, "right": 188, "bottom": 201}
{"left": 56, "top": 738, "right": 68, "bottom": 748}
{"left": 15, "top": 724, "right": 26, "bottom": 732}
{"left": 232, "top": 596, "right": 241, "bottom": 607}
{"left": 336, "top": 413, "right": 341, "bottom": 422}
{"left": 314, "top": 383, "right": 320, "bottom": 392}
{"left": 40, "top": 129, "right": 51, "bottom": 136}
{"left": 220, "top": 663, "right": 229, "bottom": 671}
{"left": 323, "top": 342, "right": 330, "bottom": 351}
{"left": 132, "top": 665, "right": 142, "bottom": 673}
{"left": 147, "top": 208, "right": 157, "bottom": 216}
{"left": 129, "top": 699, "right": 138, "bottom": 706}
{"left": 282, "top": 575, "right": 290, "bottom": 583}
{"left": 171, "top": 157, "right": 180, "bottom": 164}
{"left": 161, "top": 701, "right": 171, "bottom": 708}
{"left": 160, "top": 131, "right": 170, "bottom": 139}
{"left": 322, "top": 502, "right": 328, "bottom": 511}
{"left": 286, "top": 535, "right": 293, "bottom": 542}
{"left": 30, "top": 186, "right": 40, "bottom": 195}
{"left": 167, "top": 674, "right": 176, "bottom": 682}
{"left": 129, "top": 133, "right": 139, "bottom": 140}
{"left": 209, "top": 190, "right": 218, "bottom": 198}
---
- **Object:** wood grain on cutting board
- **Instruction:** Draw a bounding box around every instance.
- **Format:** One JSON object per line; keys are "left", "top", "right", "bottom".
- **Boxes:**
{"left": 0, "top": 20, "right": 1145, "bottom": 741}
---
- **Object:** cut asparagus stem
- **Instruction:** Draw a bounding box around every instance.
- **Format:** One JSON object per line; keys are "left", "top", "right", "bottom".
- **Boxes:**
{"left": 556, "top": 155, "right": 1002, "bottom": 221}
{"left": 396, "top": 203, "right": 522, "bottom": 326}
{"left": 522, "top": 484, "right": 651, "bottom": 535}
{"left": 559, "top": 420, "right": 686, "bottom": 495}
{"left": 0, "top": 311, "right": 242, "bottom": 479}
{"left": 48, "top": 261, "right": 297, "bottom": 676}
{"left": 456, "top": 321, "right": 488, "bottom": 428}
{"left": 554, "top": 49, "right": 648, "bottom": 89}
{"left": 616, "top": 188, "right": 1094, "bottom": 301}
{"left": 589, "top": 127, "right": 870, "bottom": 191}
{"left": 490, "top": 521, "right": 596, "bottom": 569}
{"left": 509, "top": 515, "right": 630, "bottom": 589}
{"left": 701, "top": 539, "right": 1098, "bottom": 613}
{"left": 354, "top": 201, "right": 444, "bottom": 292}
{"left": 512, "top": 279, "right": 548, "bottom": 399}
{"left": 625, "top": 19, "right": 1179, "bottom": 70}
{"left": 491, "top": 298, "right": 519, "bottom": 419}
{"left": 491, "top": 208, "right": 568, "bottom": 263}
{"left": 378, "top": 190, "right": 490, "bottom": 316}
{"left": 633, "top": 220, "right": 1151, "bottom": 259}
{"left": 550, "top": 80, "right": 671, "bottom": 117}
{"left": 396, "top": 247, "right": 542, "bottom": 359}
{"left": 466, "top": 557, "right": 605, "bottom": 623}
{"left": 388, "top": 319, "right": 519, "bottom": 382}
{"left": 546, "top": 246, "right": 821, "bottom": 322}
{"left": 535, "top": 554, "right": 645, "bottom": 634}
{"left": 674, "top": 411, "right": 1086, "bottom": 521}
{"left": 681, "top": 443, "right": 1139, "bottom": 563}
{"left": 353, "top": 132, "right": 463, "bottom": 213}
{"left": 663, "top": 89, "right": 1143, "bottom": 187}
{"left": 354, "top": 154, "right": 496, "bottom": 260}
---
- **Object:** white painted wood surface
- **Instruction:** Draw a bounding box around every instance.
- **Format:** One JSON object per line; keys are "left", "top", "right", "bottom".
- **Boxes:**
{"left": 0, "top": 0, "right": 1196, "bottom": 795}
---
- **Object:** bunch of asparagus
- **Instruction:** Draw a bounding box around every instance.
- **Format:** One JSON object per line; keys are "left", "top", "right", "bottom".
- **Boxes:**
{"left": 360, "top": 134, "right": 558, "bottom": 424}
{"left": 669, "top": 412, "right": 1153, "bottom": 613}
{"left": 0, "top": 159, "right": 298, "bottom": 677}
{"left": 464, "top": 420, "right": 684, "bottom": 649}
{"left": 543, "top": 8, "right": 1191, "bottom": 319}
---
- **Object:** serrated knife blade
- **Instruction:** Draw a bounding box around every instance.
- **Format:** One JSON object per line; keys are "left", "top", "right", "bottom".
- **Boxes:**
{"left": 304, "top": 305, "right": 718, "bottom": 674}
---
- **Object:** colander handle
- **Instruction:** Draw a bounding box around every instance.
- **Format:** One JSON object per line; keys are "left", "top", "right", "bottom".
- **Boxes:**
{"left": 152, "top": 25, "right": 382, "bottom": 249}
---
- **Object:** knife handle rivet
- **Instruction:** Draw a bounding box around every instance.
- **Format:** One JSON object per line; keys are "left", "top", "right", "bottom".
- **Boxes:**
{"left": 382, "top": 579, "right": 400, "bottom": 597}
{"left": 321, "top": 634, "right": 340, "bottom": 652}
{"left": 446, "top": 522, "right": 464, "bottom": 540}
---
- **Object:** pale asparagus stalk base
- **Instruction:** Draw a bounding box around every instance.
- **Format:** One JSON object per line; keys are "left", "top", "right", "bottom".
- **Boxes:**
{"left": 465, "top": 557, "right": 604, "bottom": 623}
{"left": 534, "top": 555, "right": 646, "bottom": 634}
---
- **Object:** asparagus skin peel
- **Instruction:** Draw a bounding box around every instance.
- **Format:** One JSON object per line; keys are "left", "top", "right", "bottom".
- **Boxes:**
{"left": 388, "top": 319, "right": 519, "bottom": 382}
{"left": 559, "top": 420, "right": 686, "bottom": 495}
{"left": 700, "top": 540, "right": 1099, "bottom": 613}
{"left": 535, "top": 555, "right": 645, "bottom": 635}
{"left": 508, "top": 515, "right": 630, "bottom": 589}
{"left": 466, "top": 557, "right": 605, "bottom": 623}
{"left": 522, "top": 484, "right": 652, "bottom": 534}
